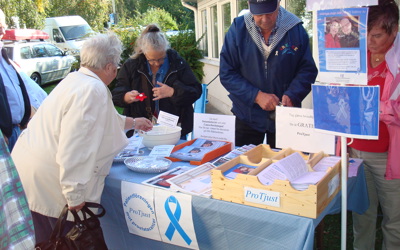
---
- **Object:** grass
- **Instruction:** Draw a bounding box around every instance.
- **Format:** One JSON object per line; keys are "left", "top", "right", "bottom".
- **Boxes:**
{"left": 319, "top": 211, "right": 383, "bottom": 249}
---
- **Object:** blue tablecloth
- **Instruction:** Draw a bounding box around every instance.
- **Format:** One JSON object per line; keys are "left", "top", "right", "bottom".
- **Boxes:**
{"left": 100, "top": 159, "right": 368, "bottom": 250}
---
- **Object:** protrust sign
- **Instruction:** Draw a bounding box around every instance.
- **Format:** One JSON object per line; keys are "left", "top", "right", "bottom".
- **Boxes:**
{"left": 244, "top": 187, "right": 281, "bottom": 207}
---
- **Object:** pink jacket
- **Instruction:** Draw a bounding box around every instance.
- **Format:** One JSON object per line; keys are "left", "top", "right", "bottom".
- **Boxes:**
{"left": 380, "top": 33, "right": 400, "bottom": 180}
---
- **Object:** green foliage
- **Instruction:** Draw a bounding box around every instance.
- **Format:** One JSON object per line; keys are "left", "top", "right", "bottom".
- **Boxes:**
{"left": 0, "top": 0, "right": 47, "bottom": 29}
{"left": 45, "top": 0, "right": 109, "bottom": 32}
{"left": 111, "top": 8, "right": 178, "bottom": 62}
{"left": 169, "top": 30, "right": 204, "bottom": 83}
{"left": 137, "top": 7, "right": 178, "bottom": 31}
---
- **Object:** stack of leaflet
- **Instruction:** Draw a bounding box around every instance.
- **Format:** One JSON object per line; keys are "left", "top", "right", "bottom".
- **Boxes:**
{"left": 257, "top": 152, "right": 328, "bottom": 191}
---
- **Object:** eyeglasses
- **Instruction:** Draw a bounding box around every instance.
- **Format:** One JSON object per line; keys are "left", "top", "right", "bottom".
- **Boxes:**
{"left": 146, "top": 56, "right": 166, "bottom": 65}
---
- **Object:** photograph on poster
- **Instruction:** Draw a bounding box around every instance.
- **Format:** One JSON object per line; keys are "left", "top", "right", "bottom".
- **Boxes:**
{"left": 317, "top": 8, "right": 368, "bottom": 84}
{"left": 312, "top": 84, "right": 380, "bottom": 139}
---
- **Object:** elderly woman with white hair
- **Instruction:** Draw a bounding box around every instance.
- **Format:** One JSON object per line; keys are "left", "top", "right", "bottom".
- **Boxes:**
{"left": 112, "top": 24, "right": 202, "bottom": 139}
{"left": 11, "top": 32, "right": 153, "bottom": 243}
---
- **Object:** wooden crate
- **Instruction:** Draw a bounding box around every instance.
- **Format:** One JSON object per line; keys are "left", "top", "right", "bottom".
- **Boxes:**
{"left": 211, "top": 149, "right": 341, "bottom": 218}
{"left": 242, "top": 144, "right": 309, "bottom": 163}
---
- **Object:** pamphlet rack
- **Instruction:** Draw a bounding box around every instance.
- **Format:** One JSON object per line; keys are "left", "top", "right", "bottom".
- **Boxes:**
{"left": 167, "top": 139, "right": 232, "bottom": 165}
{"left": 211, "top": 145, "right": 341, "bottom": 218}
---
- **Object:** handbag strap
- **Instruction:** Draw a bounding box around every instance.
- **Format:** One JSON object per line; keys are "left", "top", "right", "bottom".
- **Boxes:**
{"left": 49, "top": 205, "right": 70, "bottom": 240}
{"left": 70, "top": 202, "right": 106, "bottom": 223}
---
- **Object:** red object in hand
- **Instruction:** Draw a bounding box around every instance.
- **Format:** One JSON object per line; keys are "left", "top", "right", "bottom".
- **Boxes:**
{"left": 135, "top": 93, "right": 147, "bottom": 101}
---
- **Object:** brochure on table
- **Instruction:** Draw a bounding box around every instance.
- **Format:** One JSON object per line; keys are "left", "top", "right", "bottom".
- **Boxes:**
{"left": 312, "top": 84, "right": 380, "bottom": 139}
{"left": 275, "top": 106, "right": 335, "bottom": 154}
{"left": 317, "top": 7, "right": 368, "bottom": 85}
{"left": 149, "top": 145, "right": 175, "bottom": 157}
{"left": 121, "top": 182, "right": 198, "bottom": 249}
{"left": 306, "top": 0, "right": 377, "bottom": 11}
{"left": 193, "top": 113, "right": 235, "bottom": 149}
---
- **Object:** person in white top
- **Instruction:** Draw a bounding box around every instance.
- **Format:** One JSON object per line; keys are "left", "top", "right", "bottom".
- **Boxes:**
{"left": 11, "top": 32, "right": 153, "bottom": 243}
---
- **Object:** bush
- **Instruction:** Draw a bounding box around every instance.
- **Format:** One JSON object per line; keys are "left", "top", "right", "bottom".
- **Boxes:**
{"left": 169, "top": 30, "right": 204, "bottom": 82}
{"left": 110, "top": 8, "right": 204, "bottom": 86}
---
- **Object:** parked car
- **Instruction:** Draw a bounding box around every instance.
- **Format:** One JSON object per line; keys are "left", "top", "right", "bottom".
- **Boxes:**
{"left": 43, "top": 15, "right": 95, "bottom": 57}
{"left": 3, "top": 29, "right": 77, "bottom": 85}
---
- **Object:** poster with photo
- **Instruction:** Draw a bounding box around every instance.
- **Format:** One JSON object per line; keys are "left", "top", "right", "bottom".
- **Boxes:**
{"left": 317, "top": 8, "right": 368, "bottom": 85}
{"left": 312, "top": 84, "right": 380, "bottom": 139}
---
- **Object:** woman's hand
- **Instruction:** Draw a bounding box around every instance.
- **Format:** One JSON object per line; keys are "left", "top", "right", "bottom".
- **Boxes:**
{"left": 69, "top": 202, "right": 85, "bottom": 212}
{"left": 134, "top": 118, "right": 153, "bottom": 132}
{"left": 124, "top": 90, "right": 140, "bottom": 104}
{"left": 152, "top": 82, "right": 174, "bottom": 100}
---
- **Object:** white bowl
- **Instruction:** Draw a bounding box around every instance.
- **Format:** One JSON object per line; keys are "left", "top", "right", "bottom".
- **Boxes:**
{"left": 138, "top": 125, "right": 182, "bottom": 148}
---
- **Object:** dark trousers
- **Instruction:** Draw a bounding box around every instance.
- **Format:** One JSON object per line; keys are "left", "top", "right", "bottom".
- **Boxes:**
{"left": 235, "top": 118, "right": 276, "bottom": 148}
{"left": 31, "top": 210, "right": 75, "bottom": 243}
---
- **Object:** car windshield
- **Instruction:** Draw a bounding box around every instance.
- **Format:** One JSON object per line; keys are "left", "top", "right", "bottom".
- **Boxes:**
{"left": 59, "top": 24, "right": 94, "bottom": 41}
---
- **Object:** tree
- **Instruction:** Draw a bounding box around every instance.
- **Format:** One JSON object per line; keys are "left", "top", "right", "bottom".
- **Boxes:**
{"left": 45, "top": 0, "right": 110, "bottom": 31}
{"left": 0, "top": 0, "right": 48, "bottom": 29}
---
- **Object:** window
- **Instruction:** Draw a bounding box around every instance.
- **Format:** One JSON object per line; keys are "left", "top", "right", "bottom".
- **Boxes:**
{"left": 222, "top": 3, "right": 231, "bottom": 36}
{"left": 200, "top": 9, "right": 208, "bottom": 57}
{"left": 237, "top": 0, "right": 248, "bottom": 15}
{"left": 211, "top": 5, "right": 219, "bottom": 58}
{"left": 285, "top": 0, "right": 313, "bottom": 49}
{"left": 44, "top": 44, "right": 63, "bottom": 57}
{"left": 53, "top": 29, "right": 64, "bottom": 43}
{"left": 33, "top": 45, "right": 47, "bottom": 58}
{"left": 20, "top": 46, "right": 32, "bottom": 59}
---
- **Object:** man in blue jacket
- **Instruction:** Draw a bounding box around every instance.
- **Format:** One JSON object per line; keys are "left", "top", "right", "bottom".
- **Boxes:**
{"left": 220, "top": 0, "right": 317, "bottom": 148}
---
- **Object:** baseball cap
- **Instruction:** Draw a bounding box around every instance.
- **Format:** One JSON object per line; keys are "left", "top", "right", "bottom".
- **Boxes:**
{"left": 248, "top": 0, "right": 279, "bottom": 15}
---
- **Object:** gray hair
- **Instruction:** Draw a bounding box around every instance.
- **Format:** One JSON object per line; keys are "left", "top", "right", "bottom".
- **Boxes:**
{"left": 80, "top": 32, "right": 122, "bottom": 69}
{"left": 132, "top": 24, "right": 170, "bottom": 59}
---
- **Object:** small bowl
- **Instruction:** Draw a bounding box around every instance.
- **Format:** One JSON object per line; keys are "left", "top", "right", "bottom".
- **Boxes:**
{"left": 138, "top": 125, "right": 182, "bottom": 148}
{"left": 124, "top": 156, "right": 171, "bottom": 173}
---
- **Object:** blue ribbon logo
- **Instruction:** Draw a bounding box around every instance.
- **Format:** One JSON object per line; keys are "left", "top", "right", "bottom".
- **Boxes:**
{"left": 164, "top": 195, "right": 192, "bottom": 245}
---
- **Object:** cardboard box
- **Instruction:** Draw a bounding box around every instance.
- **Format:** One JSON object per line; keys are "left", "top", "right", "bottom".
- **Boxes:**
{"left": 167, "top": 139, "right": 232, "bottom": 165}
{"left": 211, "top": 146, "right": 341, "bottom": 218}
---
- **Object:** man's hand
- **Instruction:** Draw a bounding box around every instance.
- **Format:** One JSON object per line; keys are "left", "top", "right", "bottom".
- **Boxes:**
{"left": 255, "top": 91, "right": 280, "bottom": 111}
{"left": 281, "top": 95, "right": 293, "bottom": 107}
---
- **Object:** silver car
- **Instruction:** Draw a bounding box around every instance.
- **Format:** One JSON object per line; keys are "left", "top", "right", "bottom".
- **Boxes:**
{"left": 3, "top": 40, "right": 76, "bottom": 85}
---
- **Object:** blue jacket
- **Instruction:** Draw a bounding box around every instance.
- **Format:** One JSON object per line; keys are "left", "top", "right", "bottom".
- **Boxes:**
{"left": 220, "top": 8, "right": 318, "bottom": 132}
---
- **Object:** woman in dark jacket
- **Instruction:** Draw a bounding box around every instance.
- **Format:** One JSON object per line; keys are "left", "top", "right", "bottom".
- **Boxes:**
{"left": 112, "top": 24, "right": 202, "bottom": 138}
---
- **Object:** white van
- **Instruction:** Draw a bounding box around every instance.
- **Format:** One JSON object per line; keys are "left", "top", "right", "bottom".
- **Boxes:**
{"left": 43, "top": 15, "right": 95, "bottom": 57}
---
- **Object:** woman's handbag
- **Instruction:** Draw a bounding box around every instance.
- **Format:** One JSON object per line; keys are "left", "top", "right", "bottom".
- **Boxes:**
{"left": 35, "top": 202, "right": 108, "bottom": 250}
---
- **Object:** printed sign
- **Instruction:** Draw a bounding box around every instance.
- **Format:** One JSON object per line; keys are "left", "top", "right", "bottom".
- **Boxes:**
{"left": 193, "top": 113, "right": 235, "bottom": 148}
{"left": 317, "top": 8, "right": 368, "bottom": 85}
{"left": 121, "top": 182, "right": 161, "bottom": 241}
{"left": 313, "top": 84, "right": 380, "bottom": 139}
{"left": 276, "top": 106, "right": 335, "bottom": 154}
{"left": 155, "top": 189, "right": 199, "bottom": 249}
{"left": 244, "top": 187, "right": 281, "bottom": 207}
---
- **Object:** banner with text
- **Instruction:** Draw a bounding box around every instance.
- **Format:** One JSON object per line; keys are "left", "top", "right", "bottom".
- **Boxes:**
{"left": 193, "top": 113, "right": 235, "bottom": 148}
{"left": 276, "top": 106, "right": 335, "bottom": 154}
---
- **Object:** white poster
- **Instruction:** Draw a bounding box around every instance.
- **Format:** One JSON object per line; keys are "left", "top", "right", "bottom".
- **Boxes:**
{"left": 193, "top": 113, "right": 235, "bottom": 148}
{"left": 276, "top": 106, "right": 335, "bottom": 154}
{"left": 155, "top": 189, "right": 199, "bottom": 249}
{"left": 306, "top": 0, "right": 377, "bottom": 11}
{"left": 121, "top": 182, "right": 162, "bottom": 241}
